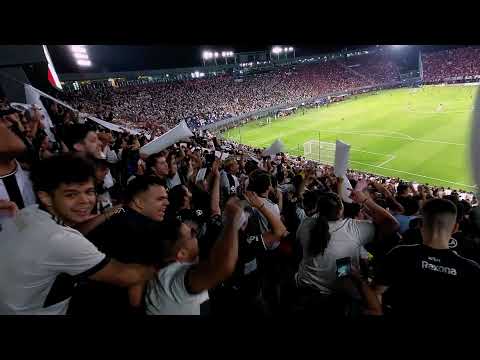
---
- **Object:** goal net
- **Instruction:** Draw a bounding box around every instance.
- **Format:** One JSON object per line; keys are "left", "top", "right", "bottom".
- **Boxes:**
{"left": 303, "top": 140, "right": 338, "bottom": 165}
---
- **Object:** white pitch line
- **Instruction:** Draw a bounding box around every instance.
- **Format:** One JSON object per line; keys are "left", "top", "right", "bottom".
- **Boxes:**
{"left": 320, "top": 129, "right": 414, "bottom": 141}
{"left": 350, "top": 148, "right": 395, "bottom": 156}
{"left": 349, "top": 160, "right": 476, "bottom": 189}
{"left": 354, "top": 130, "right": 415, "bottom": 140}
{"left": 376, "top": 155, "right": 396, "bottom": 167}
{"left": 415, "top": 138, "right": 466, "bottom": 146}
{"left": 319, "top": 129, "right": 466, "bottom": 146}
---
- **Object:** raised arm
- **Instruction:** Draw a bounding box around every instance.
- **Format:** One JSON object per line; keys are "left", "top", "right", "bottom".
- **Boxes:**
{"left": 209, "top": 159, "right": 221, "bottom": 216}
{"left": 371, "top": 181, "right": 404, "bottom": 214}
{"left": 245, "top": 191, "right": 288, "bottom": 248}
{"left": 186, "top": 197, "right": 242, "bottom": 294}
{"left": 350, "top": 190, "right": 400, "bottom": 237}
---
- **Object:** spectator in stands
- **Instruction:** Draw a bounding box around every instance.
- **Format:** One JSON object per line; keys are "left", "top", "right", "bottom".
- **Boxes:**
{"left": 0, "top": 154, "right": 154, "bottom": 315}
{"left": 372, "top": 198, "right": 480, "bottom": 318}
{"left": 294, "top": 189, "right": 399, "bottom": 316}
{"left": 63, "top": 123, "right": 102, "bottom": 158}
{"left": 220, "top": 157, "right": 240, "bottom": 199}
{"left": 69, "top": 175, "right": 169, "bottom": 315}
{"left": 137, "top": 196, "right": 244, "bottom": 315}
{"left": 247, "top": 169, "right": 282, "bottom": 237}
{"left": 145, "top": 151, "right": 169, "bottom": 186}
{"left": 394, "top": 196, "right": 420, "bottom": 234}
{"left": 0, "top": 113, "right": 36, "bottom": 222}
{"left": 209, "top": 191, "right": 287, "bottom": 316}
{"left": 165, "top": 150, "right": 183, "bottom": 189}
{"left": 92, "top": 157, "right": 114, "bottom": 213}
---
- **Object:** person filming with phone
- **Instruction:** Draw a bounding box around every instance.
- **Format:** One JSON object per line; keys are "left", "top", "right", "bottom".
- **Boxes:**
{"left": 293, "top": 188, "right": 398, "bottom": 317}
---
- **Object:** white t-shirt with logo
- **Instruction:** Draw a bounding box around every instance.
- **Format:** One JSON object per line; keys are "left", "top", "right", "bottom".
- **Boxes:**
{"left": 295, "top": 217, "right": 375, "bottom": 295}
{"left": 0, "top": 205, "right": 108, "bottom": 315}
{"left": 145, "top": 262, "right": 208, "bottom": 315}
{"left": 220, "top": 170, "right": 239, "bottom": 195}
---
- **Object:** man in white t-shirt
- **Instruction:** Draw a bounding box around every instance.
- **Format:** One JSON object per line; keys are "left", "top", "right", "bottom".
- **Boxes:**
{"left": 0, "top": 154, "right": 154, "bottom": 315}
{"left": 132, "top": 197, "right": 243, "bottom": 315}
{"left": 220, "top": 157, "right": 240, "bottom": 198}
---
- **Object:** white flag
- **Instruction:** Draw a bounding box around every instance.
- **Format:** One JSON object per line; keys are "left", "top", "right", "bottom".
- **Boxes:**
{"left": 334, "top": 140, "right": 350, "bottom": 178}
{"left": 262, "top": 139, "right": 284, "bottom": 156}
{"left": 140, "top": 120, "right": 194, "bottom": 156}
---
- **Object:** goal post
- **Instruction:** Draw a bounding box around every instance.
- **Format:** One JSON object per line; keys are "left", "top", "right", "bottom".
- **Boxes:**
{"left": 303, "top": 140, "right": 337, "bottom": 165}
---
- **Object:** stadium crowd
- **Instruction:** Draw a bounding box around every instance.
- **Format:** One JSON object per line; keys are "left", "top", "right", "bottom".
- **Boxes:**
{"left": 422, "top": 46, "right": 480, "bottom": 84}
{"left": 60, "top": 53, "right": 401, "bottom": 136}
{"left": 1, "top": 87, "right": 480, "bottom": 318}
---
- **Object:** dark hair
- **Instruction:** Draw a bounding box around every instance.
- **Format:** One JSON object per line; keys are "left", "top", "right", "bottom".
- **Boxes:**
{"left": 304, "top": 192, "right": 344, "bottom": 257}
{"left": 247, "top": 169, "right": 271, "bottom": 195}
{"left": 125, "top": 175, "right": 166, "bottom": 203}
{"left": 167, "top": 184, "right": 189, "bottom": 216}
{"left": 343, "top": 202, "right": 361, "bottom": 219}
{"left": 400, "top": 197, "right": 420, "bottom": 216}
{"left": 276, "top": 164, "right": 285, "bottom": 183}
{"left": 396, "top": 183, "right": 409, "bottom": 195}
{"left": 145, "top": 151, "right": 166, "bottom": 174}
{"left": 30, "top": 153, "right": 95, "bottom": 193}
{"left": 421, "top": 198, "right": 457, "bottom": 229}
{"left": 146, "top": 219, "right": 184, "bottom": 265}
{"left": 63, "top": 124, "right": 93, "bottom": 151}
{"left": 166, "top": 151, "right": 176, "bottom": 166}
{"left": 292, "top": 174, "right": 304, "bottom": 194}
{"left": 317, "top": 192, "right": 343, "bottom": 221}
{"left": 307, "top": 215, "right": 331, "bottom": 258}
{"left": 303, "top": 190, "right": 320, "bottom": 214}
{"left": 244, "top": 160, "right": 259, "bottom": 175}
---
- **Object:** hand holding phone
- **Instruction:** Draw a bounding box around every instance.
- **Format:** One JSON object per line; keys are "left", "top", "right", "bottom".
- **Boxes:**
{"left": 336, "top": 257, "right": 352, "bottom": 279}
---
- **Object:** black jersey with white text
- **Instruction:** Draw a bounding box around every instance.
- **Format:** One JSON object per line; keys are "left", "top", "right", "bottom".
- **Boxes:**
{"left": 375, "top": 244, "right": 480, "bottom": 318}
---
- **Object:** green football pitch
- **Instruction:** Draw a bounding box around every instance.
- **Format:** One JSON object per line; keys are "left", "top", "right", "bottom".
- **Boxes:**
{"left": 223, "top": 85, "right": 478, "bottom": 190}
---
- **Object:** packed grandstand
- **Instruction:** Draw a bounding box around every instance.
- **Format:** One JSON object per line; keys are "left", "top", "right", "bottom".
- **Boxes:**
{"left": 1, "top": 45, "right": 480, "bottom": 317}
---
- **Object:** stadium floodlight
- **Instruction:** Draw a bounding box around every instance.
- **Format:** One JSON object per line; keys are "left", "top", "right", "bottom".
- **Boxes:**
{"left": 76, "top": 59, "right": 91, "bottom": 67}
{"left": 284, "top": 47, "right": 288, "bottom": 52}
{"left": 214, "top": 52, "right": 219, "bottom": 58}
{"left": 288, "top": 47, "right": 293, "bottom": 52}
{"left": 73, "top": 53, "right": 89, "bottom": 60}
{"left": 271, "top": 46, "right": 282, "bottom": 54}
{"left": 71, "top": 45, "right": 87, "bottom": 53}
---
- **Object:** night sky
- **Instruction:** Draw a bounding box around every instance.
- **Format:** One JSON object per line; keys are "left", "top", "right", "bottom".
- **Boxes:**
{"left": 47, "top": 45, "right": 451, "bottom": 74}
{"left": 47, "top": 45, "right": 369, "bottom": 74}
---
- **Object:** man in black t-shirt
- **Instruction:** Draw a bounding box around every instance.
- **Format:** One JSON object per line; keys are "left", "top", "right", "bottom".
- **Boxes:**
{"left": 69, "top": 176, "right": 169, "bottom": 315}
{"left": 373, "top": 198, "right": 480, "bottom": 318}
